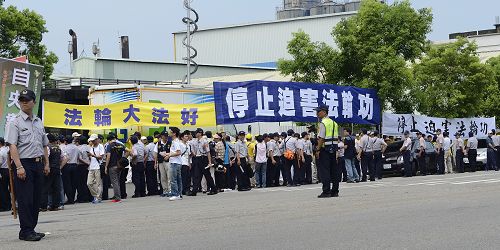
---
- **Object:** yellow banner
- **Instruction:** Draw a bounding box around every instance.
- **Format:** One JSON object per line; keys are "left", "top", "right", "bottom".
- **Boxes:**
{"left": 43, "top": 101, "right": 216, "bottom": 129}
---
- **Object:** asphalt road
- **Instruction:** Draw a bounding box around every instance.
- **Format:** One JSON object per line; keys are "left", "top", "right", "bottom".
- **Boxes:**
{"left": 1, "top": 172, "right": 500, "bottom": 250}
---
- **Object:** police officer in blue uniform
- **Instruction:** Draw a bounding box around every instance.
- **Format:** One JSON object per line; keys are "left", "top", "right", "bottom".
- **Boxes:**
{"left": 5, "top": 89, "right": 49, "bottom": 241}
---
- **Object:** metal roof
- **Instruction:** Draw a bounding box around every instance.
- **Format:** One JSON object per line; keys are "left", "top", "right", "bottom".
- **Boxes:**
{"left": 172, "top": 11, "right": 357, "bottom": 34}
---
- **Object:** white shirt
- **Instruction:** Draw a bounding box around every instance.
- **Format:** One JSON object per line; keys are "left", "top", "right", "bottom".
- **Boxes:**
{"left": 169, "top": 139, "right": 183, "bottom": 165}
{"left": 181, "top": 142, "right": 191, "bottom": 166}
{"left": 255, "top": 142, "right": 268, "bottom": 164}
{"left": 443, "top": 137, "right": 452, "bottom": 152}
{"left": 89, "top": 144, "right": 105, "bottom": 170}
{"left": 0, "top": 146, "right": 9, "bottom": 169}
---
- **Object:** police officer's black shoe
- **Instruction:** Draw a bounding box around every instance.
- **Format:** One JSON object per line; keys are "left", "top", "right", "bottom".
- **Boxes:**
{"left": 19, "top": 233, "right": 42, "bottom": 241}
{"left": 331, "top": 192, "right": 339, "bottom": 197}
{"left": 187, "top": 191, "right": 197, "bottom": 196}
{"left": 36, "top": 232, "right": 45, "bottom": 238}
{"left": 317, "top": 192, "right": 331, "bottom": 198}
{"left": 207, "top": 191, "right": 217, "bottom": 195}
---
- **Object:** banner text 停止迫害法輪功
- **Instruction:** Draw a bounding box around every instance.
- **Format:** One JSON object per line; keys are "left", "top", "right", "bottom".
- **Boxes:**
{"left": 42, "top": 101, "right": 216, "bottom": 130}
{"left": 213, "top": 80, "right": 381, "bottom": 125}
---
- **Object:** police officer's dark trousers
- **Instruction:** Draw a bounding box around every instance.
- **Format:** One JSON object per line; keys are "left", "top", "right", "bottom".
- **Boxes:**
{"left": 0, "top": 168, "right": 12, "bottom": 211}
{"left": 145, "top": 161, "right": 158, "bottom": 195}
{"left": 417, "top": 152, "right": 426, "bottom": 175}
{"left": 273, "top": 156, "right": 284, "bottom": 186}
{"left": 468, "top": 149, "right": 477, "bottom": 172}
{"left": 226, "top": 158, "right": 237, "bottom": 190}
{"left": 100, "top": 163, "right": 111, "bottom": 200}
{"left": 132, "top": 162, "right": 146, "bottom": 196}
{"left": 283, "top": 157, "right": 296, "bottom": 185}
{"left": 319, "top": 147, "right": 339, "bottom": 194}
{"left": 192, "top": 156, "right": 216, "bottom": 192}
{"left": 364, "top": 152, "right": 374, "bottom": 181}
{"left": 41, "top": 167, "right": 61, "bottom": 209}
{"left": 437, "top": 149, "right": 445, "bottom": 174}
{"left": 360, "top": 152, "right": 370, "bottom": 181}
{"left": 62, "top": 163, "right": 78, "bottom": 204}
{"left": 456, "top": 150, "right": 465, "bottom": 173}
{"left": 120, "top": 168, "right": 128, "bottom": 198}
{"left": 76, "top": 164, "right": 91, "bottom": 202}
{"left": 374, "top": 150, "right": 383, "bottom": 179}
{"left": 236, "top": 158, "right": 251, "bottom": 190}
{"left": 403, "top": 150, "right": 412, "bottom": 177}
{"left": 15, "top": 158, "right": 43, "bottom": 238}
{"left": 496, "top": 146, "right": 500, "bottom": 171}
{"left": 304, "top": 155, "right": 313, "bottom": 184}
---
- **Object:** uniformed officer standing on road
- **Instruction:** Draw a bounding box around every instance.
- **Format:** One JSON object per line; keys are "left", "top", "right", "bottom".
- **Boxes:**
{"left": 315, "top": 105, "right": 340, "bottom": 198}
{"left": 5, "top": 89, "right": 50, "bottom": 241}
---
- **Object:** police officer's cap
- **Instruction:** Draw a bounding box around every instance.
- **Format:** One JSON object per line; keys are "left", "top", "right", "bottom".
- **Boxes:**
{"left": 314, "top": 105, "right": 329, "bottom": 113}
{"left": 280, "top": 132, "right": 287, "bottom": 137}
{"left": 47, "top": 133, "right": 57, "bottom": 143}
{"left": 403, "top": 131, "right": 410, "bottom": 135}
{"left": 147, "top": 136, "right": 154, "bottom": 142}
{"left": 18, "top": 89, "right": 36, "bottom": 101}
{"left": 160, "top": 131, "right": 168, "bottom": 136}
{"left": 238, "top": 131, "right": 246, "bottom": 136}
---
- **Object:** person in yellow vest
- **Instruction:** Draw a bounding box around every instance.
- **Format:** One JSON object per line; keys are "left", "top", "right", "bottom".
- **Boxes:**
{"left": 314, "top": 105, "right": 340, "bottom": 198}
{"left": 246, "top": 134, "right": 257, "bottom": 187}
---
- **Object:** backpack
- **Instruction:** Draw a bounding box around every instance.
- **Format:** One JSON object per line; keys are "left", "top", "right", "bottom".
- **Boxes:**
{"left": 209, "top": 140, "right": 217, "bottom": 159}
{"left": 110, "top": 142, "right": 128, "bottom": 169}
{"left": 48, "top": 145, "right": 62, "bottom": 168}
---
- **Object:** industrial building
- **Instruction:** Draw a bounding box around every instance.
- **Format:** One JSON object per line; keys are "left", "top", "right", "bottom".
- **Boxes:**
{"left": 173, "top": 5, "right": 357, "bottom": 67}
{"left": 444, "top": 19, "right": 500, "bottom": 61}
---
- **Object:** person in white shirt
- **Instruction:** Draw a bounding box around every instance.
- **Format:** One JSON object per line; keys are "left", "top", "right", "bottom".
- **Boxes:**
{"left": 87, "top": 134, "right": 104, "bottom": 203}
{"left": 0, "top": 137, "right": 12, "bottom": 212}
{"left": 254, "top": 135, "right": 268, "bottom": 188}
{"left": 144, "top": 136, "right": 159, "bottom": 196}
{"left": 442, "top": 132, "right": 453, "bottom": 173}
{"left": 400, "top": 131, "right": 413, "bottom": 177}
{"left": 168, "top": 127, "right": 184, "bottom": 201}
{"left": 180, "top": 131, "right": 192, "bottom": 195}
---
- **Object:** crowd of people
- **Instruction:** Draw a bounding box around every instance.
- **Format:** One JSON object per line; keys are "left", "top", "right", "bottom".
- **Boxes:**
{"left": 1, "top": 125, "right": 500, "bottom": 211}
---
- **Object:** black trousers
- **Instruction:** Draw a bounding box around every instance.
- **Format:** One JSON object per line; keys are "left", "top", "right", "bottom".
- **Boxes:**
{"left": 468, "top": 149, "right": 477, "bottom": 172}
{"left": 417, "top": 153, "right": 426, "bottom": 175}
{"left": 226, "top": 159, "right": 237, "bottom": 190}
{"left": 360, "top": 152, "right": 371, "bottom": 181}
{"left": 456, "top": 150, "right": 464, "bottom": 173}
{"left": 40, "top": 167, "right": 61, "bottom": 209}
{"left": 192, "top": 156, "right": 216, "bottom": 192}
{"left": 437, "top": 149, "right": 445, "bottom": 174}
{"left": 337, "top": 156, "right": 346, "bottom": 182}
{"left": 266, "top": 157, "right": 274, "bottom": 187}
{"left": 374, "top": 151, "right": 383, "bottom": 179}
{"left": 132, "top": 162, "right": 146, "bottom": 196}
{"left": 363, "top": 152, "right": 374, "bottom": 181}
{"left": 100, "top": 165, "right": 111, "bottom": 200}
{"left": 283, "top": 157, "right": 296, "bottom": 185}
{"left": 14, "top": 158, "right": 43, "bottom": 238}
{"left": 181, "top": 165, "right": 191, "bottom": 194}
{"left": 403, "top": 150, "right": 412, "bottom": 177}
{"left": 355, "top": 158, "right": 361, "bottom": 180}
{"left": 76, "top": 164, "right": 91, "bottom": 202}
{"left": 145, "top": 161, "right": 158, "bottom": 195}
{"left": 273, "top": 156, "right": 284, "bottom": 186}
{"left": 319, "top": 148, "right": 339, "bottom": 194}
{"left": 215, "top": 166, "right": 228, "bottom": 190}
{"left": 120, "top": 168, "right": 128, "bottom": 198}
{"left": 0, "top": 168, "right": 12, "bottom": 211}
{"left": 236, "top": 158, "right": 251, "bottom": 190}
{"left": 496, "top": 147, "right": 500, "bottom": 171}
{"left": 62, "top": 164, "right": 78, "bottom": 204}
{"left": 304, "top": 155, "right": 313, "bottom": 184}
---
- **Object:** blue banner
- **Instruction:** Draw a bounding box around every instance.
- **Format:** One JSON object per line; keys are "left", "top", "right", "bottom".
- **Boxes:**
{"left": 214, "top": 80, "right": 381, "bottom": 125}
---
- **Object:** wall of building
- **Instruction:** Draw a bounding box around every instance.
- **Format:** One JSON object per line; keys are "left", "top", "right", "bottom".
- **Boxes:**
{"left": 71, "top": 57, "right": 275, "bottom": 82}
{"left": 173, "top": 12, "right": 356, "bottom": 66}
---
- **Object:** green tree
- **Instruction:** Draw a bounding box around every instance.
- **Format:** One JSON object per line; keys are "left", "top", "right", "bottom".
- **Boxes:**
{"left": 413, "top": 38, "right": 494, "bottom": 118}
{"left": 278, "top": 0, "right": 433, "bottom": 113}
{"left": 0, "top": 5, "right": 58, "bottom": 80}
{"left": 483, "top": 55, "right": 500, "bottom": 127}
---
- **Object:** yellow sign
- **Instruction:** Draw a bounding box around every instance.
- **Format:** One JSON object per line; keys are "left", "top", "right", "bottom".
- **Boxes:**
{"left": 43, "top": 101, "right": 216, "bottom": 129}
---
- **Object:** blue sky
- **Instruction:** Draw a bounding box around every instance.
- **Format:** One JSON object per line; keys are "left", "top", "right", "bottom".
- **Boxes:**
{"left": 4, "top": 0, "right": 500, "bottom": 75}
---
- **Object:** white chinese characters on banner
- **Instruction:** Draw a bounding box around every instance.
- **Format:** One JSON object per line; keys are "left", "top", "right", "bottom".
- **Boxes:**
{"left": 226, "top": 87, "right": 249, "bottom": 118}
{"left": 278, "top": 87, "right": 295, "bottom": 117}
{"left": 382, "top": 113, "right": 496, "bottom": 139}
{"left": 12, "top": 68, "right": 30, "bottom": 87}
{"left": 7, "top": 90, "right": 20, "bottom": 109}
{"left": 322, "top": 89, "right": 339, "bottom": 118}
{"left": 341, "top": 91, "right": 353, "bottom": 118}
{"left": 358, "top": 93, "right": 374, "bottom": 120}
{"left": 256, "top": 86, "right": 274, "bottom": 116}
{"left": 299, "top": 88, "right": 318, "bottom": 117}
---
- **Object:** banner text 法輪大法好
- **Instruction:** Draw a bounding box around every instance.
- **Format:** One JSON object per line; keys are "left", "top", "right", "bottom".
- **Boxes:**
{"left": 213, "top": 80, "right": 381, "bottom": 125}
{"left": 43, "top": 101, "right": 216, "bottom": 130}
